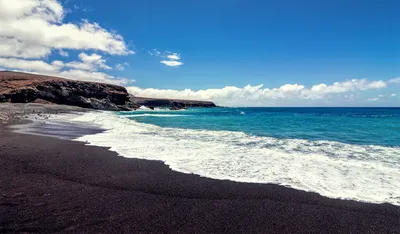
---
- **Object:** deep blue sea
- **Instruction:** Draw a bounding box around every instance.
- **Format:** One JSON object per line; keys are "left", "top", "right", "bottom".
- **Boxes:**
{"left": 56, "top": 107, "right": 400, "bottom": 205}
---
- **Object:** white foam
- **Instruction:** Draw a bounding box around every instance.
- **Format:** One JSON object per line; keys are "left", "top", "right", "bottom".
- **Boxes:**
{"left": 121, "top": 114, "right": 189, "bottom": 117}
{"left": 53, "top": 111, "right": 400, "bottom": 205}
{"left": 138, "top": 105, "right": 152, "bottom": 110}
{"left": 134, "top": 107, "right": 189, "bottom": 112}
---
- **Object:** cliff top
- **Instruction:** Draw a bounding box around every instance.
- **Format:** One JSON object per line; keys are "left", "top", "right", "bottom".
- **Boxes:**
{"left": 0, "top": 71, "right": 124, "bottom": 94}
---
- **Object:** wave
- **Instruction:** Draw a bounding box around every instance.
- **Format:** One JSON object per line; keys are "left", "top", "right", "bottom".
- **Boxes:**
{"left": 121, "top": 114, "right": 189, "bottom": 118}
{"left": 51, "top": 111, "right": 400, "bottom": 206}
{"left": 138, "top": 105, "right": 152, "bottom": 110}
{"left": 130, "top": 107, "right": 189, "bottom": 112}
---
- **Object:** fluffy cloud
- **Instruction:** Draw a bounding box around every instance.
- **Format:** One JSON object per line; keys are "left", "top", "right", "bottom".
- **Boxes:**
{"left": 162, "top": 51, "right": 183, "bottom": 66}
{"left": 149, "top": 49, "right": 183, "bottom": 67}
{"left": 0, "top": 37, "right": 52, "bottom": 58}
{"left": 0, "top": 0, "right": 132, "bottom": 58}
{"left": 64, "top": 52, "right": 112, "bottom": 71}
{"left": 0, "top": 55, "right": 125, "bottom": 85}
{"left": 310, "top": 79, "right": 386, "bottom": 93}
{"left": 127, "top": 79, "right": 390, "bottom": 106}
{"left": 58, "top": 69, "right": 124, "bottom": 85}
{"left": 166, "top": 53, "right": 180, "bottom": 60}
{"left": 0, "top": 57, "right": 60, "bottom": 73}
{"left": 160, "top": 60, "right": 183, "bottom": 67}
{"left": 0, "top": 0, "right": 132, "bottom": 84}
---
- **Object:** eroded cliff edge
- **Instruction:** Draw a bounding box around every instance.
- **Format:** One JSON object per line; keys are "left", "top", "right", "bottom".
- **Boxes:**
{"left": 0, "top": 71, "right": 216, "bottom": 111}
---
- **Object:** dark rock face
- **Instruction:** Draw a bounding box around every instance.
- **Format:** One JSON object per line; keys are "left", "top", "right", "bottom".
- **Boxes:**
{"left": 0, "top": 72, "right": 139, "bottom": 111}
{"left": 33, "top": 80, "right": 131, "bottom": 110}
{"left": 130, "top": 96, "right": 217, "bottom": 110}
{"left": 0, "top": 71, "right": 217, "bottom": 111}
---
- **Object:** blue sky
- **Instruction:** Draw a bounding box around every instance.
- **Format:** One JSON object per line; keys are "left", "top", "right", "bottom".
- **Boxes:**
{"left": 0, "top": 0, "right": 399, "bottom": 106}
{"left": 62, "top": 0, "right": 400, "bottom": 88}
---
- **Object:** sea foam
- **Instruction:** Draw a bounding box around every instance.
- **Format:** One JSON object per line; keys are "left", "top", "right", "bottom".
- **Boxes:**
{"left": 121, "top": 114, "right": 189, "bottom": 117}
{"left": 52, "top": 111, "right": 400, "bottom": 205}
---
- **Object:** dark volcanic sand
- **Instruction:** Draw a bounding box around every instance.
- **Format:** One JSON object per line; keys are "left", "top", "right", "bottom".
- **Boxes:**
{"left": 0, "top": 105, "right": 399, "bottom": 233}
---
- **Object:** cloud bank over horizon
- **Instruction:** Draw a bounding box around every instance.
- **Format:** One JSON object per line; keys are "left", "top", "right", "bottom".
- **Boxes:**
{"left": 127, "top": 78, "right": 399, "bottom": 107}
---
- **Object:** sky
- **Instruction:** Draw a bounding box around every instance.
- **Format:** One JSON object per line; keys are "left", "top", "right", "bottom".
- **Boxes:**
{"left": 0, "top": 0, "right": 399, "bottom": 106}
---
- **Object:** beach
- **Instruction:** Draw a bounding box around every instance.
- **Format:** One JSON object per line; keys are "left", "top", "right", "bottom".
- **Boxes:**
{"left": 0, "top": 104, "right": 399, "bottom": 233}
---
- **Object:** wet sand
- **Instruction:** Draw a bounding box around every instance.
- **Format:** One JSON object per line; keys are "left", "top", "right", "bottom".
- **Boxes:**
{"left": 0, "top": 104, "right": 399, "bottom": 233}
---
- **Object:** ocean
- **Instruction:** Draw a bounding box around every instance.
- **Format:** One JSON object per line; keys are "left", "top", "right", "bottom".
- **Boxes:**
{"left": 53, "top": 107, "right": 400, "bottom": 205}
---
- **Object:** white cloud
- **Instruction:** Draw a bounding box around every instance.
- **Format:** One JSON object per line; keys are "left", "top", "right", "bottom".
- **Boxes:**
{"left": 0, "top": 0, "right": 134, "bottom": 85}
{"left": 367, "top": 80, "right": 387, "bottom": 89}
{"left": 366, "top": 93, "right": 398, "bottom": 102}
{"left": 0, "top": 57, "right": 60, "bottom": 72}
{"left": 389, "top": 78, "right": 400, "bottom": 84}
{"left": 58, "top": 49, "right": 69, "bottom": 57}
{"left": 310, "top": 79, "right": 386, "bottom": 93}
{"left": 160, "top": 60, "right": 183, "bottom": 67}
{"left": 64, "top": 52, "right": 112, "bottom": 71}
{"left": 149, "top": 49, "right": 183, "bottom": 66}
{"left": 127, "top": 78, "right": 391, "bottom": 106}
{"left": 58, "top": 69, "right": 125, "bottom": 85}
{"left": 0, "top": 0, "right": 133, "bottom": 59}
{"left": 115, "top": 62, "right": 129, "bottom": 71}
{"left": 0, "top": 55, "right": 125, "bottom": 85}
{"left": 167, "top": 53, "right": 180, "bottom": 60}
{"left": 0, "top": 37, "right": 51, "bottom": 58}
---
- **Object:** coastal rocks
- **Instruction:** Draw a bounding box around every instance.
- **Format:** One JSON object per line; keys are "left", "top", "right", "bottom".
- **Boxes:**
{"left": 0, "top": 71, "right": 217, "bottom": 111}
{"left": 130, "top": 96, "right": 217, "bottom": 109}
{"left": 0, "top": 71, "right": 139, "bottom": 111}
{"left": 7, "top": 88, "right": 37, "bottom": 103}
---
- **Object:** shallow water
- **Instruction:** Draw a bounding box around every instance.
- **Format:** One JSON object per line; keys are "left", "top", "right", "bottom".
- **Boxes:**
{"left": 12, "top": 118, "right": 103, "bottom": 140}
{"left": 45, "top": 108, "right": 400, "bottom": 205}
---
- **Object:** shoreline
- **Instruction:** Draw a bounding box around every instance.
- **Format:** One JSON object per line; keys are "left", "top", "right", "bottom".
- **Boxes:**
{"left": 1, "top": 104, "right": 399, "bottom": 233}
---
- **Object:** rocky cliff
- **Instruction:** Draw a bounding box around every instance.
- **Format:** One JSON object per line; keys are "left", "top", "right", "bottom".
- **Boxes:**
{"left": 0, "top": 71, "right": 139, "bottom": 111}
{"left": 131, "top": 96, "right": 217, "bottom": 109}
{"left": 0, "top": 71, "right": 216, "bottom": 111}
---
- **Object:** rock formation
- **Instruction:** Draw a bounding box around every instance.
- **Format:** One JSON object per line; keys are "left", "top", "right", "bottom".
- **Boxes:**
{"left": 0, "top": 71, "right": 217, "bottom": 111}
{"left": 130, "top": 96, "right": 217, "bottom": 109}
{"left": 0, "top": 71, "right": 138, "bottom": 111}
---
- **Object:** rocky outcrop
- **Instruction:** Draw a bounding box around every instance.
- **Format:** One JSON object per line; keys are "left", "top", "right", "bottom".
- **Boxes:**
{"left": 0, "top": 71, "right": 217, "bottom": 111}
{"left": 0, "top": 71, "right": 139, "bottom": 111}
{"left": 130, "top": 96, "right": 217, "bottom": 109}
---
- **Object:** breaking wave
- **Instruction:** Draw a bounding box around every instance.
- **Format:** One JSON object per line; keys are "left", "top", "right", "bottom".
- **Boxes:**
{"left": 53, "top": 111, "right": 400, "bottom": 205}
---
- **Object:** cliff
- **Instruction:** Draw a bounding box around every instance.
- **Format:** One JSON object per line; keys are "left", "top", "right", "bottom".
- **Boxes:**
{"left": 131, "top": 96, "right": 217, "bottom": 109}
{"left": 0, "top": 71, "right": 216, "bottom": 111}
{"left": 0, "top": 71, "right": 138, "bottom": 111}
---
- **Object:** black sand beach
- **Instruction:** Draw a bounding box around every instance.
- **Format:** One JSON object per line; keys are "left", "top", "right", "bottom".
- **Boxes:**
{"left": 0, "top": 104, "right": 399, "bottom": 233}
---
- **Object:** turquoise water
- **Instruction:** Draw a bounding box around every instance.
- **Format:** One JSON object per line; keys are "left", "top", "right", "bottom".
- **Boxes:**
{"left": 59, "top": 108, "right": 400, "bottom": 205}
{"left": 118, "top": 107, "right": 400, "bottom": 147}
